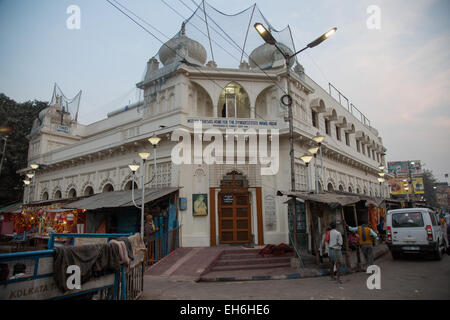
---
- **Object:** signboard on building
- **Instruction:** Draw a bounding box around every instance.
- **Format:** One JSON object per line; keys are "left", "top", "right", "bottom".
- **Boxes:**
{"left": 56, "top": 125, "right": 70, "bottom": 134}
{"left": 388, "top": 161, "right": 422, "bottom": 178}
{"left": 389, "top": 177, "right": 425, "bottom": 195}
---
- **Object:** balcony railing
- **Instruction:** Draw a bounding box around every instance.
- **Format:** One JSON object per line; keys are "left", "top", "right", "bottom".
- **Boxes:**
{"left": 328, "top": 83, "right": 371, "bottom": 127}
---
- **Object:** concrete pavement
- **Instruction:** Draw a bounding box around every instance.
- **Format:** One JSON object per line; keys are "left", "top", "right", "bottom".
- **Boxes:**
{"left": 141, "top": 253, "right": 450, "bottom": 300}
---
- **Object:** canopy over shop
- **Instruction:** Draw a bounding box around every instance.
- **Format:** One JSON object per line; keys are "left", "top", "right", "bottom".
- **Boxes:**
{"left": 62, "top": 187, "right": 181, "bottom": 234}
{"left": 277, "top": 191, "right": 389, "bottom": 266}
{"left": 0, "top": 203, "right": 23, "bottom": 235}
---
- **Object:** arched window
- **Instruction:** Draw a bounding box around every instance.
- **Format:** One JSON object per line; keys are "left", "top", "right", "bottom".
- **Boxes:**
{"left": 54, "top": 190, "right": 62, "bottom": 199}
{"left": 124, "top": 180, "right": 139, "bottom": 190}
{"left": 327, "top": 183, "right": 334, "bottom": 191}
{"left": 102, "top": 184, "right": 114, "bottom": 193}
{"left": 42, "top": 192, "right": 49, "bottom": 201}
{"left": 68, "top": 188, "right": 77, "bottom": 199}
{"left": 217, "top": 82, "right": 250, "bottom": 118}
{"left": 356, "top": 188, "right": 361, "bottom": 194}
{"left": 348, "top": 186, "right": 353, "bottom": 193}
{"left": 339, "top": 185, "right": 344, "bottom": 191}
{"left": 84, "top": 186, "right": 94, "bottom": 196}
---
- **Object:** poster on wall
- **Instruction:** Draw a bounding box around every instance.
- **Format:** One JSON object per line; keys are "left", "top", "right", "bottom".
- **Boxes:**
{"left": 388, "top": 161, "right": 423, "bottom": 177}
{"left": 193, "top": 194, "right": 208, "bottom": 216}
{"left": 389, "top": 177, "right": 425, "bottom": 195}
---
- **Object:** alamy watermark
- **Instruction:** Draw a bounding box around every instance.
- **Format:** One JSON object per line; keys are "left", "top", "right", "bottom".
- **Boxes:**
{"left": 170, "top": 121, "right": 280, "bottom": 175}
{"left": 66, "top": 5, "right": 81, "bottom": 30}
{"left": 367, "top": 5, "right": 381, "bottom": 30}
{"left": 366, "top": 265, "right": 381, "bottom": 290}
{"left": 66, "top": 265, "right": 81, "bottom": 290}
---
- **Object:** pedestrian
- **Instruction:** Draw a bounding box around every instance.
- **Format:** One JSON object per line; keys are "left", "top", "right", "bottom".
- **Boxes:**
{"left": 321, "top": 226, "right": 331, "bottom": 257}
{"left": 328, "top": 222, "right": 343, "bottom": 284}
{"left": 144, "top": 215, "right": 158, "bottom": 247}
{"left": 348, "top": 224, "right": 378, "bottom": 269}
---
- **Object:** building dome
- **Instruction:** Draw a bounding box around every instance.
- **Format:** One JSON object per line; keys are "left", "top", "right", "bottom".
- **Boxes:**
{"left": 249, "top": 43, "right": 295, "bottom": 70}
{"left": 158, "top": 25, "right": 207, "bottom": 66}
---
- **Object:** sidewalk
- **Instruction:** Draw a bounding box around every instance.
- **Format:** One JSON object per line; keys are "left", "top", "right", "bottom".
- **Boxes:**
{"left": 143, "top": 243, "right": 390, "bottom": 283}
{"left": 199, "top": 243, "right": 390, "bottom": 282}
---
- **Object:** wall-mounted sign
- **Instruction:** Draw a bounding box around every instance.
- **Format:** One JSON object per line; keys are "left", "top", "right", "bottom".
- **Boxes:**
{"left": 222, "top": 195, "right": 234, "bottom": 204}
{"left": 56, "top": 125, "right": 70, "bottom": 134}
{"left": 193, "top": 194, "right": 208, "bottom": 216}
{"left": 179, "top": 197, "right": 187, "bottom": 211}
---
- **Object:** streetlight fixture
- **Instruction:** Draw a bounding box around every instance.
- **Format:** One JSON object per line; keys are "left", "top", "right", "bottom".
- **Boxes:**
{"left": 128, "top": 161, "right": 140, "bottom": 174}
{"left": 255, "top": 23, "right": 336, "bottom": 257}
{"left": 30, "top": 164, "right": 39, "bottom": 170}
{"left": 300, "top": 154, "right": 313, "bottom": 192}
{"left": 254, "top": 22, "right": 336, "bottom": 195}
{"left": 26, "top": 173, "right": 35, "bottom": 179}
{"left": 312, "top": 134, "right": 325, "bottom": 182}
{"left": 129, "top": 134, "right": 162, "bottom": 240}
{"left": 307, "top": 147, "right": 320, "bottom": 193}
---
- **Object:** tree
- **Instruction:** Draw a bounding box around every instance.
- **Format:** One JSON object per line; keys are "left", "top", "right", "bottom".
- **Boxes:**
{"left": 422, "top": 169, "right": 438, "bottom": 208}
{"left": 0, "top": 93, "right": 48, "bottom": 205}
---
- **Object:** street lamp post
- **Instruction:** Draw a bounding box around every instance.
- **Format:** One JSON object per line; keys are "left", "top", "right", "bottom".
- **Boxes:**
{"left": 129, "top": 135, "right": 161, "bottom": 240}
{"left": 308, "top": 147, "right": 320, "bottom": 193}
{"left": 313, "top": 134, "right": 325, "bottom": 188}
{"left": 255, "top": 23, "right": 336, "bottom": 257}
{"left": 254, "top": 23, "right": 336, "bottom": 196}
{"left": 300, "top": 154, "right": 313, "bottom": 192}
{"left": 0, "top": 136, "right": 8, "bottom": 177}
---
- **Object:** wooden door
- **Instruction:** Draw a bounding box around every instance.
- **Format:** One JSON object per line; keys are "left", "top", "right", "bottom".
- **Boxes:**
{"left": 218, "top": 192, "right": 251, "bottom": 244}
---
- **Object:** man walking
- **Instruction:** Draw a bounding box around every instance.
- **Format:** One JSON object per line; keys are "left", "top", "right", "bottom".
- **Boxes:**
{"left": 348, "top": 224, "right": 378, "bottom": 268}
{"left": 328, "top": 222, "right": 343, "bottom": 284}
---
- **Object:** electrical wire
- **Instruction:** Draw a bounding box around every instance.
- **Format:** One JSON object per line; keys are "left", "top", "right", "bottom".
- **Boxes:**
{"left": 178, "top": 0, "right": 290, "bottom": 96}
{"left": 106, "top": 0, "right": 280, "bottom": 128}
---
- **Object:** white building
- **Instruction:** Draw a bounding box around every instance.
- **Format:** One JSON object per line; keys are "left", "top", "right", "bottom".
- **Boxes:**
{"left": 23, "top": 11, "right": 388, "bottom": 248}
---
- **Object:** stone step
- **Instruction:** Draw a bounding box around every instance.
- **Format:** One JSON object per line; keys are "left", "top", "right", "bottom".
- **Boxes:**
{"left": 215, "top": 256, "right": 291, "bottom": 267}
{"left": 221, "top": 252, "right": 294, "bottom": 260}
{"left": 219, "top": 253, "right": 262, "bottom": 260}
{"left": 211, "top": 261, "right": 291, "bottom": 272}
{"left": 220, "top": 248, "right": 261, "bottom": 255}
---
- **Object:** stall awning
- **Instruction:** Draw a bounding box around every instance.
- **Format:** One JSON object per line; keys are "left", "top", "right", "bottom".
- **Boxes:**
{"left": 0, "top": 202, "right": 22, "bottom": 214}
{"left": 62, "top": 187, "right": 180, "bottom": 210}
{"left": 278, "top": 190, "right": 388, "bottom": 208}
{"left": 333, "top": 191, "right": 386, "bottom": 207}
{"left": 277, "top": 191, "right": 360, "bottom": 207}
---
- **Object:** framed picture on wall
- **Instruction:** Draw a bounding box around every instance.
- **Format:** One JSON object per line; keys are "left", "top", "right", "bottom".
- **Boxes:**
{"left": 193, "top": 194, "right": 208, "bottom": 216}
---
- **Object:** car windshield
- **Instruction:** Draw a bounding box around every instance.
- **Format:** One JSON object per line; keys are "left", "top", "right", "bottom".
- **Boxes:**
{"left": 392, "top": 212, "right": 424, "bottom": 228}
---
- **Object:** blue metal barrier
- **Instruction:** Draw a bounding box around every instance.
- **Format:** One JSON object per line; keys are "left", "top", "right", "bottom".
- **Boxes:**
{"left": 0, "top": 233, "right": 143, "bottom": 300}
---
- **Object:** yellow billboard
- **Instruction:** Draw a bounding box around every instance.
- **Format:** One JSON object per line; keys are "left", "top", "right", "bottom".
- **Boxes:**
{"left": 389, "top": 177, "right": 425, "bottom": 195}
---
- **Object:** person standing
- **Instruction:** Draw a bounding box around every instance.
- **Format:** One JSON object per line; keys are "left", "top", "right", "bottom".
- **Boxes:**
{"left": 328, "top": 222, "right": 343, "bottom": 284}
{"left": 348, "top": 224, "right": 378, "bottom": 268}
{"left": 144, "top": 215, "right": 158, "bottom": 246}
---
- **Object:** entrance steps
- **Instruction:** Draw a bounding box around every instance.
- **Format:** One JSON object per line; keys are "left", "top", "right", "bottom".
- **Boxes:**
{"left": 208, "top": 248, "right": 293, "bottom": 272}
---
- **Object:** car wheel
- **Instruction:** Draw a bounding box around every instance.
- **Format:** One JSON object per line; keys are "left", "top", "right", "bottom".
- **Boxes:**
{"left": 434, "top": 241, "right": 443, "bottom": 261}
{"left": 391, "top": 251, "right": 400, "bottom": 260}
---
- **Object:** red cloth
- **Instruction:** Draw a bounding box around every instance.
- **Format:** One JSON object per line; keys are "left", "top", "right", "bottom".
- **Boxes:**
{"left": 325, "top": 230, "right": 331, "bottom": 243}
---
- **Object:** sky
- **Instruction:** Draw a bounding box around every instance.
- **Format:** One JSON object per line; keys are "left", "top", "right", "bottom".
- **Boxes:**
{"left": 0, "top": 0, "right": 449, "bottom": 182}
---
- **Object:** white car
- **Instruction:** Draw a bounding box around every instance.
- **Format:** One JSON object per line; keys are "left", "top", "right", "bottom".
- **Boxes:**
{"left": 386, "top": 208, "right": 448, "bottom": 260}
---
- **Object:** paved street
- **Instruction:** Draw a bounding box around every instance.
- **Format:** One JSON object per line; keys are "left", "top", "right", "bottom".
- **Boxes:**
{"left": 142, "top": 253, "right": 450, "bottom": 300}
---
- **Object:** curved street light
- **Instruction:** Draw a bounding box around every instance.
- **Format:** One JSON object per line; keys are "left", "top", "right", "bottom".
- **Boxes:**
{"left": 300, "top": 154, "right": 313, "bottom": 192}
{"left": 129, "top": 134, "right": 162, "bottom": 239}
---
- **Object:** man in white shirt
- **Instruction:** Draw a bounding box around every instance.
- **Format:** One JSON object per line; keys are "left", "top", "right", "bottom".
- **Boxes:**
{"left": 328, "top": 222, "right": 343, "bottom": 283}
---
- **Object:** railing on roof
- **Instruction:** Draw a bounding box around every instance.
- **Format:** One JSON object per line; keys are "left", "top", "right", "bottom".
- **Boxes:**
{"left": 328, "top": 83, "right": 371, "bottom": 127}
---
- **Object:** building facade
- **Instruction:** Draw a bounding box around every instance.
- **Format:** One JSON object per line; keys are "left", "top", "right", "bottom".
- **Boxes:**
{"left": 23, "top": 24, "right": 389, "bottom": 247}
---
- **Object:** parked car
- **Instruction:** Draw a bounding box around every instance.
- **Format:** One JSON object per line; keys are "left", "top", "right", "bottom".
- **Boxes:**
{"left": 385, "top": 208, "right": 448, "bottom": 260}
